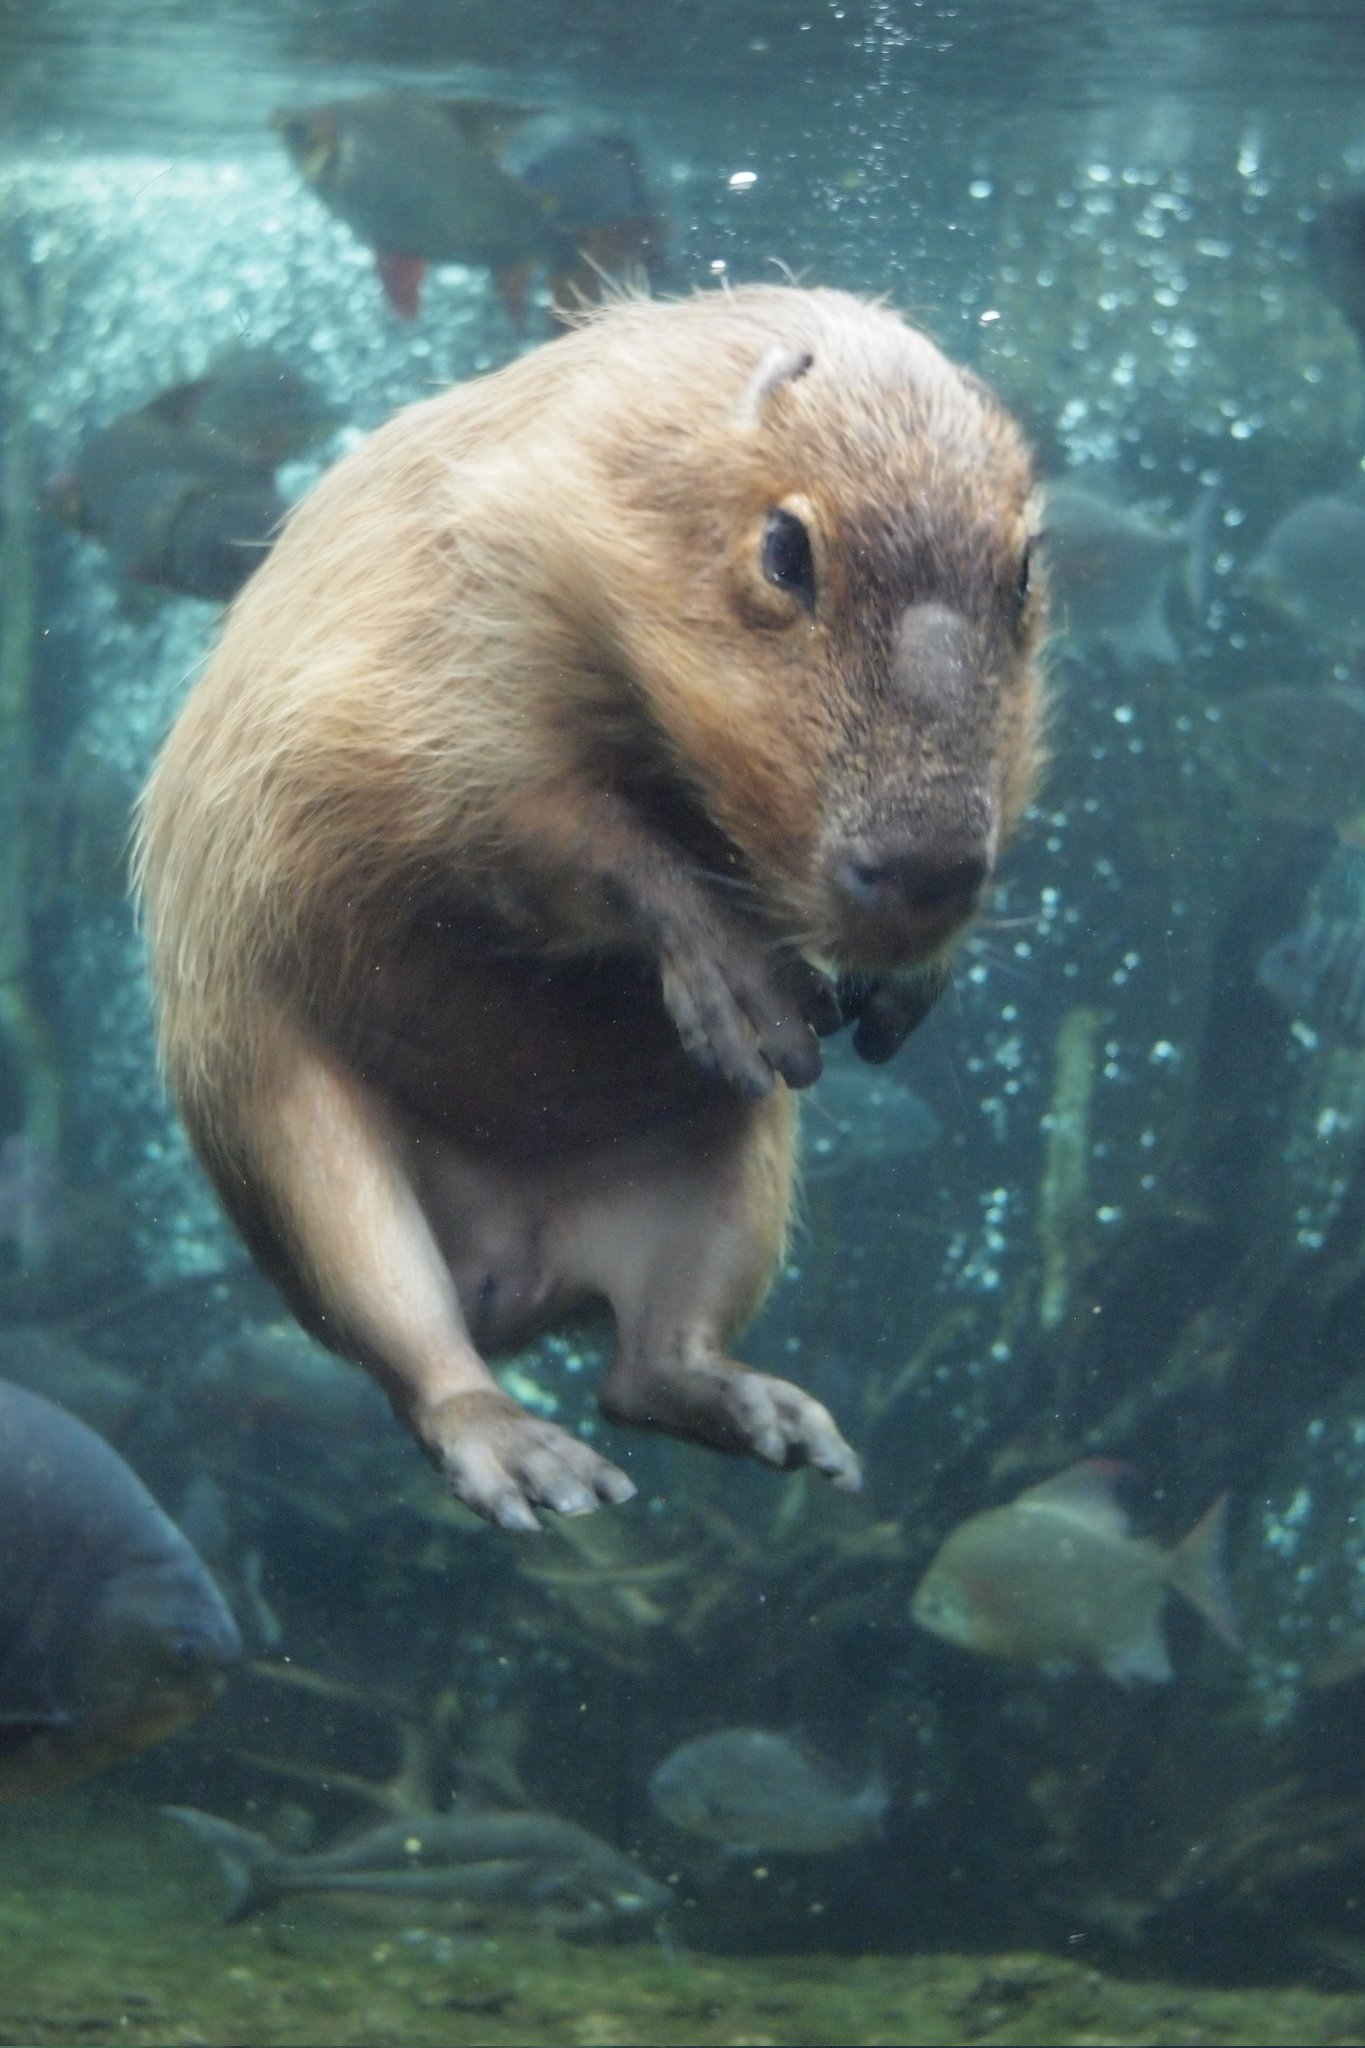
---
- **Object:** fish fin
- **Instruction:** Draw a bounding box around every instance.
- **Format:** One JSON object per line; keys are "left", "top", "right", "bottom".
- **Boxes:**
{"left": 854, "top": 1769, "right": 892, "bottom": 1832}
{"left": 1114, "top": 590, "right": 1180, "bottom": 666}
{"left": 1168, "top": 1493, "right": 1240, "bottom": 1648}
{"left": 1180, "top": 484, "right": 1221, "bottom": 620}
{"left": 1100, "top": 1627, "right": 1172, "bottom": 1686}
{"left": 161, "top": 1805, "right": 286, "bottom": 1922}
{"left": 0, "top": 1708, "right": 70, "bottom": 1751}
{"left": 495, "top": 264, "right": 533, "bottom": 333}
{"left": 139, "top": 377, "right": 213, "bottom": 429}
{"left": 1057, "top": 461, "right": 1123, "bottom": 500}
{"left": 437, "top": 98, "right": 548, "bottom": 153}
{"left": 375, "top": 250, "right": 426, "bottom": 320}
{"left": 1016, "top": 1459, "right": 1132, "bottom": 1537}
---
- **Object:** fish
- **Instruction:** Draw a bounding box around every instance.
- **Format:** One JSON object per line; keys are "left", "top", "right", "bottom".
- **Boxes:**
{"left": 0, "top": 1378, "right": 241, "bottom": 1799}
{"left": 1306, "top": 193, "right": 1365, "bottom": 357}
{"left": 48, "top": 381, "right": 288, "bottom": 603}
{"left": 498, "top": 113, "right": 670, "bottom": 312}
{"left": 647, "top": 1729, "right": 888, "bottom": 1854}
{"left": 0, "top": 1328, "right": 141, "bottom": 1440}
{"left": 1258, "top": 915, "right": 1365, "bottom": 1045}
{"left": 1200, "top": 684, "right": 1365, "bottom": 832}
{"left": 1038, "top": 473, "right": 1214, "bottom": 666}
{"left": 271, "top": 94, "right": 557, "bottom": 320}
{"left": 164, "top": 1804, "right": 669, "bottom": 1930}
{"left": 910, "top": 1460, "right": 1238, "bottom": 1684}
{"left": 185, "top": 1320, "right": 389, "bottom": 1442}
{"left": 801, "top": 1056, "right": 942, "bottom": 1183}
{"left": 180, "top": 344, "right": 340, "bottom": 468}
{"left": 271, "top": 94, "right": 666, "bottom": 323}
{"left": 1245, "top": 491, "right": 1365, "bottom": 645}
{"left": 0, "top": 1135, "right": 62, "bottom": 1269}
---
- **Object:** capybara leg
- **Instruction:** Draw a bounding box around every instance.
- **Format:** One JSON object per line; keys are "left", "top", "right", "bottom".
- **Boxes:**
{"left": 604, "top": 1340, "right": 862, "bottom": 1489}
{"left": 591, "top": 1099, "right": 861, "bottom": 1488}
{"left": 216, "top": 1004, "right": 635, "bottom": 1531}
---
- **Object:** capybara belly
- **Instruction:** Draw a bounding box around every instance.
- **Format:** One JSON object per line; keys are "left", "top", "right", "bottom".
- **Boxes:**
{"left": 336, "top": 937, "right": 743, "bottom": 1161}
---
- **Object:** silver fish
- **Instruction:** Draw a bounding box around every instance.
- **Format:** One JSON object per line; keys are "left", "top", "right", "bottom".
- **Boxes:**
{"left": 164, "top": 1804, "right": 668, "bottom": 1930}
{"left": 1247, "top": 491, "right": 1365, "bottom": 645}
{"left": 1200, "top": 684, "right": 1365, "bottom": 831}
{"left": 1259, "top": 915, "right": 1365, "bottom": 1046}
{"left": 648, "top": 1728, "right": 887, "bottom": 1854}
{"left": 911, "top": 1461, "right": 1237, "bottom": 1685}
{"left": 1039, "top": 475, "right": 1213, "bottom": 666}
{"left": 801, "top": 1057, "right": 942, "bottom": 1183}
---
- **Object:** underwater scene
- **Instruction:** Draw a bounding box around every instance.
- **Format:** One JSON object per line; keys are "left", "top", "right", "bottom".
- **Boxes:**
{"left": 9, "top": 1, "right": 1365, "bottom": 2042}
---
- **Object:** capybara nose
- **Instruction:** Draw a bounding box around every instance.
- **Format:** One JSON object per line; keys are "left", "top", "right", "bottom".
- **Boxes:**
{"left": 831, "top": 839, "right": 989, "bottom": 965}
{"left": 837, "top": 843, "right": 988, "bottom": 919}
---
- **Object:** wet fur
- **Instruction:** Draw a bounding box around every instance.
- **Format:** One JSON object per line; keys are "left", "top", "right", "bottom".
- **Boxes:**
{"left": 136, "top": 285, "right": 1045, "bottom": 1529}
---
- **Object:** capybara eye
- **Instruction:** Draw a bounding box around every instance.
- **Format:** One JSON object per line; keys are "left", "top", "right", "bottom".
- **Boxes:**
{"left": 761, "top": 507, "right": 816, "bottom": 612}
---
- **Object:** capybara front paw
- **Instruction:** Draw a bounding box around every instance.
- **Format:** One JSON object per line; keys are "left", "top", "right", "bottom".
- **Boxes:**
{"left": 661, "top": 933, "right": 835, "bottom": 1096}
{"left": 419, "top": 1388, "right": 636, "bottom": 1532}
{"left": 722, "top": 1370, "right": 863, "bottom": 1489}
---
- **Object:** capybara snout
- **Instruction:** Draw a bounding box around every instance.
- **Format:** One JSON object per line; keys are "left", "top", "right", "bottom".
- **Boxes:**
{"left": 137, "top": 285, "right": 1047, "bottom": 1530}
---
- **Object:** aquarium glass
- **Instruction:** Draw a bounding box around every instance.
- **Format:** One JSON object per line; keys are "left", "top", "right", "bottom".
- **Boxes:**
{"left": 4, "top": 3, "right": 1365, "bottom": 2041}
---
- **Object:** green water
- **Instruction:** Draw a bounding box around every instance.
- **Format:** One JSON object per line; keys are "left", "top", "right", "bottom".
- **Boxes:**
{"left": 5, "top": 3, "right": 1365, "bottom": 2042}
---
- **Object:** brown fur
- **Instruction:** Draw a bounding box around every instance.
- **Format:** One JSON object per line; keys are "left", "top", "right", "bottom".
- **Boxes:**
{"left": 135, "top": 285, "right": 1046, "bottom": 1530}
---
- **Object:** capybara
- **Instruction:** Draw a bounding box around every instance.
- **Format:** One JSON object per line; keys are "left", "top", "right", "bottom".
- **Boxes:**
{"left": 135, "top": 286, "right": 1046, "bottom": 1530}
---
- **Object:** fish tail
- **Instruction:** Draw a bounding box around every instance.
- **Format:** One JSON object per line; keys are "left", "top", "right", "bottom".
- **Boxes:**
{"left": 854, "top": 1769, "right": 892, "bottom": 1832}
{"left": 1168, "top": 1494, "right": 1240, "bottom": 1648}
{"left": 161, "top": 1805, "right": 287, "bottom": 1922}
{"left": 1181, "top": 484, "right": 1221, "bottom": 619}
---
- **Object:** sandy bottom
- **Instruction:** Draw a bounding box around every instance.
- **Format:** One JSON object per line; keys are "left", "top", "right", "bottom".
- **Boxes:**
{"left": 2, "top": 1795, "right": 1364, "bottom": 2047}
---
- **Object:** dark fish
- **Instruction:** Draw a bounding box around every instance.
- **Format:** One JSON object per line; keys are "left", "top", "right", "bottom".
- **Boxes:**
{"left": 186, "top": 1321, "right": 388, "bottom": 1441}
{"left": 801, "top": 1057, "right": 942, "bottom": 1183}
{"left": 648, "top": 1729, "right": 887, "bottom": 1854}
{"left": 1201, "top": 684, "right": 1365, "bottom": 832}
{"left": 271, "top": 94, "right": 554, "bottom": 319}
{"left": 48, "top": 383, "right": 287, "bottom": 603}
{"left": 184, "top": 344, "right": 340, "bottom": 467}
{"left": 1246, "top": 492, "right": 1365, "bottom": 645}
{"left": 0, "top": 1379, "right": 240, "bottom": 1799}
{"left": 500, "top": 114, "right": 670, "bottom": 311}
{"left": 271, "top": 94, "right": 666, "bottom": 322}
{"left": 1306, "top": 193, "right": 1365, "bottom": 356}
{"left": 911, "top": 1461, "right": 1237, "bottom": 1684}
{"left": 165, "top": 1804, "right": 668, "bottom": 1930}
{"left": 1258, "top": 915, "right": 1365, "bottom": 1045}
{"left": 30, "top": 744, "right": 140, "bottom": 909}
{"left": 1039, "top": 475, "right": 1213, "bottom": 666}
{"left": 0, "top": 1135, "right": 62, "bottom": 1269}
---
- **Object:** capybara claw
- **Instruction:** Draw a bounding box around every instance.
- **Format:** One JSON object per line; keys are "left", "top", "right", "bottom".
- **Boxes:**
{"left": 420, "top": 1388, "right": 636, "bottom": 1531}
{"left": 661, "top": 937, "right": 827, "bottom": 1096}
{"left": 726, "top": 1371, "right": 862, "bottom": 1488}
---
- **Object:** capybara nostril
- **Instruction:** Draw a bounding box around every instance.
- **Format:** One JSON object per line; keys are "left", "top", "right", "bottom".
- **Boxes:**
{"left": 835, "top": 845, "right": 989, "bottom": 918}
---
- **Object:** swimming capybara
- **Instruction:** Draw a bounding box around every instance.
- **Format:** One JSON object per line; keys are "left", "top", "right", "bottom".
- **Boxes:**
{"left": 135, "top": 286, "right": 1046, "bottom": 1530}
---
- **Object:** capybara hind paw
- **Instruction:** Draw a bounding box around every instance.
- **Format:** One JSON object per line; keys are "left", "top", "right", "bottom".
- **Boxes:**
{"left": 419, "top": 1388, "right": 636, "bottom": 1532}
{"left": 724, "top": 1371, "right": 862, "bottom": 1489}
{"left": 661, "top": 936, "right": 833, "bottom": 1096}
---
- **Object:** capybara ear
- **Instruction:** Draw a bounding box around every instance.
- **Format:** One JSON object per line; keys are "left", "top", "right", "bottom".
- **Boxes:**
{"left": 736, "top": 343, "right": 814, "bottom": 427}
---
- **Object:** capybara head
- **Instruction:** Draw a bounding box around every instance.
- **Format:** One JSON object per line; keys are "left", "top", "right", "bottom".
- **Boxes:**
{"left": 540, "top": 286, "right": 1046, "bottom": 973}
